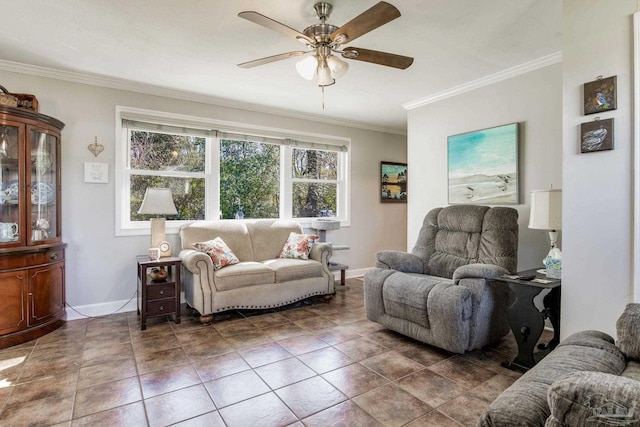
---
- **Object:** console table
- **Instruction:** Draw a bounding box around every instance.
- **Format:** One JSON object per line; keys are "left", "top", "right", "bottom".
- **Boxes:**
{"left": 498, "top": 269, "right": 561, "bottom": 371}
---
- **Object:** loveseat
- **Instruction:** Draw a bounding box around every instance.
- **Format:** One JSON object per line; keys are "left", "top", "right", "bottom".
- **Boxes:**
{"left": 179, "top": 219, "right": 334, "bottom": 322}
{"left": 364, "top": 205, "right": 518, "bottom": 353}
{"left": 479, "top": 303, "right": 640, "bottom": 426}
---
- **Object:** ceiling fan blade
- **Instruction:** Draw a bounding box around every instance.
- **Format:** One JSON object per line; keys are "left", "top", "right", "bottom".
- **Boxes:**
{"left": 238, "top": 11, "right": 315, "bottom": 45}
{"left": 238, "top": 51, "right": 309, "bottom": 69}
{"left": 342, "top": 47, "right": 414, "bottom": 69}
{"left": 330, "top": 1, "right": 401, "bottom": 44}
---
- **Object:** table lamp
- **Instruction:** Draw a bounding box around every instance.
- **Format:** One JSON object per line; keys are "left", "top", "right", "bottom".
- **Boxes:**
{"left": 138, "top": 188, "right": 178, "bottom": 254}
{"left": 528, "top": 189, "right": 562, "bottom": 274}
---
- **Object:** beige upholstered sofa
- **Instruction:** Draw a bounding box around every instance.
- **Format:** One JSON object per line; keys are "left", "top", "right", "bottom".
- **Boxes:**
{"left": 179, "top": 219, "right": 334, "bottom": 322}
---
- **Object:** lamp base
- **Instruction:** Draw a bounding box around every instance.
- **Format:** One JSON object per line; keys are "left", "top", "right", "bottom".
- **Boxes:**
{"left": 150, "top": 217, "right": 166, "bottom": 249}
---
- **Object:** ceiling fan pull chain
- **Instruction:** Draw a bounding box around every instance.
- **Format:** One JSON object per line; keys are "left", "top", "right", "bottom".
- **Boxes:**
{"left": 322, "top": 85, "right": 325, "bottom": 110}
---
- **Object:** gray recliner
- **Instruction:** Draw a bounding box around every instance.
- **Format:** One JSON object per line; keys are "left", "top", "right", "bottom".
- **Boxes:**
{"left": 364, "top": 205, "right": 519, "bottom": 353}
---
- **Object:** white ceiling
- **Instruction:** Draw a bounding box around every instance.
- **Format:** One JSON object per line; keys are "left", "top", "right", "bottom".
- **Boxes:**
{"left": 0, "top": 0, "right": 561, "bottom": 134}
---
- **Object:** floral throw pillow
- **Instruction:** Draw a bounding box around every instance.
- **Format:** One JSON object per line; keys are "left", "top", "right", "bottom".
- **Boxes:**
{"left": 279, "top": 232, "right": 320, "bottom": 260}
{"left": 193, "top": 237, "right": 240, "bottom": 270}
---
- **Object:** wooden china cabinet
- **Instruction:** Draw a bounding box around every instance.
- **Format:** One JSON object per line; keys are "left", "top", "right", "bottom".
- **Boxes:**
{"left": 0, "top": 105, "right": 66, "bottom": 348}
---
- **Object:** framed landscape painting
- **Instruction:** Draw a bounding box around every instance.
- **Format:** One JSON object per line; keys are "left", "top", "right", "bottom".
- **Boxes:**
{"left": 381, "top": 161, "right": 407, "bottom": 203}
{"left": 447, "top": 123, "right": 519, "bottom": 205}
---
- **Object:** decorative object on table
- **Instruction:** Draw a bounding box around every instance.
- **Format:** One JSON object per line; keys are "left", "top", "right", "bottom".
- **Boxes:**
{"left": 83, "top": 162, "right": 109, "bottom": 183}
{"left": 529, "top": 188, "right": 562, "bottom": 277}
{"left": 380, "top": 161, "right": 407, "bottom": 203}
{"left": 148, "top": 247, "right": 160, "bottom": 261}
{"left": 448, "top": 123, "right": 519, "bottom": 205}
{"left": 158, "top": 241, "right": 171, "bottom": 257}
{"left": 150, "top": 266, "right": 168, "bottom": 281}
{"left": 583, "top": 75, "right": 617, "bottom": 115}
{"left": 545, "top": 257, "right": 562, "bottom": 279}
{"left": 138, "top": 188, "right": 178, "bottom": 256}
{"left": 87, "top": 136, "right": 104, "bottom": 157}
{"left": 580, "top": 117, "right": 614, "bottom": 153}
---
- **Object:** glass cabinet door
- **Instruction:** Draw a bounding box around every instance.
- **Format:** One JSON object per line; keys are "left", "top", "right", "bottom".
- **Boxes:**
{"left": 29, "top": 129, "right": 59, "bottom": 243}
{"left": 0, "top": 124, "right": 22, "bottom": 244}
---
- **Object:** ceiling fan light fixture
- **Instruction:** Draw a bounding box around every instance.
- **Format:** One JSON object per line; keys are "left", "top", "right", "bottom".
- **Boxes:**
{"left": 327, "top": 55, "right": 348, "bottom": 79}
{"left": 316, "top": 62, "right": 334, "bottom": 86}
{"left": 296, "top": 56, "right": 318, "bottom": 80}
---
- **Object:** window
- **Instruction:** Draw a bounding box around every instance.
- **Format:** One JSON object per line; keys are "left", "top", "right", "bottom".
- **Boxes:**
{"left": 115, "top": 107, "right": 349, "bottom": 236}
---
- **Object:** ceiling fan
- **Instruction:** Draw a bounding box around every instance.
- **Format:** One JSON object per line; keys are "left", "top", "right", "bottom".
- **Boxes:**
{"left": 237, "top": 1, "right": 414, "bottom": 88}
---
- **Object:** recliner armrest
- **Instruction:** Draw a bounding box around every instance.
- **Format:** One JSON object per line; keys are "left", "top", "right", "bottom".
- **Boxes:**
{"left": 452, "top": 263, "right": 508, "bottom": 284}
{"left": 375, "top": 250, "right": 424, "bottom": 273}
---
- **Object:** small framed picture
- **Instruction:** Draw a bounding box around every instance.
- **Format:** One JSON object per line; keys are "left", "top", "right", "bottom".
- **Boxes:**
{"left": 583, "top": 75, "right": 617, "bottom": 115}
{"left": 580, "top": 118, "right": 614, "bottom": 153}
{"left": 84, "top": 162, "right": 109, "bottom": 183}
{"left": 381, "top": 161, "right": 407, "bottom": 203}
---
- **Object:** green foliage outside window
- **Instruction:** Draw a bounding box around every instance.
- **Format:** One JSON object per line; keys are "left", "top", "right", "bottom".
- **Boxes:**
{"left": 129, "top": 131, "right": 205, "bottom": 221}
{"left": 128, "top": 131, "right": 339, "bottom": 221}
{"left": 219, "top": 140, "right": 280, "bottom": 219}
{"left": 292, "top": 148, "right": 337, "bottom": 217}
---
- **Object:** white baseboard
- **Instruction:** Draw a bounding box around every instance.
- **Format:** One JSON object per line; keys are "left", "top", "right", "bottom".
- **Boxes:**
{"left": 66, "top": 269, "right": 374, "bottom": 321}
{"left": 333, "top": 267, "right": 370, "bottom": 281}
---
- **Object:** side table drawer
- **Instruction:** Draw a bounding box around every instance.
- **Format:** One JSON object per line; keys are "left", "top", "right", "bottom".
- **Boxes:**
{"left": 147, "top": 282, "right": 176, "bottom": 301}
{"left": 146, "top": 298, "right": 176, "bottom": 317}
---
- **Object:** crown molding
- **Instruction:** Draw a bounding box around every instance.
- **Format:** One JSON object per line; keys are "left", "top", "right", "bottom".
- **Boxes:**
{"left": 0, "top": 59, "right": 406, "bottom": 136}
{"left": 402, "top": 51, "right": 563, "bottom": 111}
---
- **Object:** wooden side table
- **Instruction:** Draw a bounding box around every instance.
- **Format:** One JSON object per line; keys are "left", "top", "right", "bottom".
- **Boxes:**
{"left": 137, "top": 255, "right": 181, "bottom": 330}
{"left": 497, "top": 268, "right": 561, "bottom": 371}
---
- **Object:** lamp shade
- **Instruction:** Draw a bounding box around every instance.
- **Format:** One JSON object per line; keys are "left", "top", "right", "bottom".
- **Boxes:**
{"left": 528, "top": 189, "right": 562, "bottom": 230}
{"left": 296, "top": 56, "right": 318, "bottom": 81}
{"left": 138, "top": 188, "right": 178, "bottom": 215}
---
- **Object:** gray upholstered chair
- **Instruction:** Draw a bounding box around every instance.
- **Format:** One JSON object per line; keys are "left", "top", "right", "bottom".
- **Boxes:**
{"left": 364, "top": 205, "right": 518, "bottom": 353}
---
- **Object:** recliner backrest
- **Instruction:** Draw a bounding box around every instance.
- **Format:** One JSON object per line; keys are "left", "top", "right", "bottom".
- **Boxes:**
{"left": 411, "top": 205, "right": 518, "bottom": 278}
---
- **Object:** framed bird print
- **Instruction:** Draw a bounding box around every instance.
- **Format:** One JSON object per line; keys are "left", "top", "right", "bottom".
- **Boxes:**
{"left": 583, "top": 75, "right": 617, "bottom": 115}
{"left": 447, "top": 123, "right": 519, "bottom": 205}
{"left": 581, "top": 118, "right": 614, "bottom": 153}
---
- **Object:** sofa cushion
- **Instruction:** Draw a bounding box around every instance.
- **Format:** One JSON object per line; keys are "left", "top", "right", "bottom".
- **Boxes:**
{"left": 213, "top": 262, "right": 275, "bottom": 291}
{"left": 617, "top": 303, "right": 640, "bottom": 361}
{"left": 278, "top": 232, "right": 320, "bottom": 260}
{"left": 193, "top": 237, "right": 240, "bottom": 270}
{"left": 263, "top": 258, "right": 324, "bottom": 282}
{"left": 381, "top": 272, "right": 451, "bottom": 328}
{"left": 181, "top": 220, "right": 255, "bottom": 261}
{"left": 248, "top": 220, "right": 303, "bottom": 260}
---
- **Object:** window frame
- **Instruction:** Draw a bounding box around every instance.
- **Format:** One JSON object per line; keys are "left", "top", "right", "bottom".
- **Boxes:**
{"left": 115, "top": 106, "right": 350, "bottom": 237}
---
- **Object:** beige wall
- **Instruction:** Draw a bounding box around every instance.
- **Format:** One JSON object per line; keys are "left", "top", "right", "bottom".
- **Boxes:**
{"left": 1, "top": 70, "right": 407, "bottom": 315}
{"left": 562, "top": 0, "right": 636, "bottom": 337}
{"left": 406, "top": 63, "right": 563, "bottom": 271}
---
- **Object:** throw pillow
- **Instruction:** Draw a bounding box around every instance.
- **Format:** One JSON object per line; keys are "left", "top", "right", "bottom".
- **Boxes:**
{"left": 279, "top": 232, "right": 320, "bottom": 260}
{"left": 616, "top": 303, "right": 640, "bottom": 361}
{"left": 193, "top": 237, "right": 240, "bottom": 270}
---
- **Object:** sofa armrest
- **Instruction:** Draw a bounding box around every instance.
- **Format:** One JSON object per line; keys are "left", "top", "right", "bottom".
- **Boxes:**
{"left": 452, "top": 263, "right": 509, "bottom": 284}
{"left": 546, "top": 371, "right": 640, "bottom": 427}
{"left": 375, "top": 250, "right": 424, "bottom": 273}
{"left": 179, "top": 248, "right": 213, "bottom": 273}
{"left": 309, "top": 242, "right": 332, "bottom": 265}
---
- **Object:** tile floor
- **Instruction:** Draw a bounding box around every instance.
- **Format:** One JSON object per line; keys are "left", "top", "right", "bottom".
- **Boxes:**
{"left": 0, "top": 278, "right": 537, "bottom": 427}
